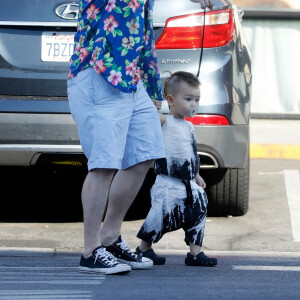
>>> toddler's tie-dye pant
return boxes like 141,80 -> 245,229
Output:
137,174 -> 208,246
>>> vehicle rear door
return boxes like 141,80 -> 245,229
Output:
0,0 -> 77,99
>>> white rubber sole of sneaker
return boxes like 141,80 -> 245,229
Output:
118,257 -> 153,270
79,264 -> 131,275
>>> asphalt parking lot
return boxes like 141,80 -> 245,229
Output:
0,118 -> 299,255
0,119 -> 299,300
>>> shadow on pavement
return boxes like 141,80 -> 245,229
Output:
0,166 -> 154,223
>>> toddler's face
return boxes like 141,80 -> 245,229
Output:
168,81 -> 200,119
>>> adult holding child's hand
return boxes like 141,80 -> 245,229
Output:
191,0 -> 214,9
67,0 -> 215,277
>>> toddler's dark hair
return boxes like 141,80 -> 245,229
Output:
163,71 -> 201,98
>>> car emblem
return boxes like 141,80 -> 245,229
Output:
161,58 -> 190,64
55,3 -> 79,20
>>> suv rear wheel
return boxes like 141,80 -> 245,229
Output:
203,152 -> 249,217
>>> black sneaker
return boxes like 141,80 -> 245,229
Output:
185,251 -> 218,267
79,246 -> 131,275
105,236 -> 153,270
136,246 -> 166,265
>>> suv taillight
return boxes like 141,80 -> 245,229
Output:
155,9 -> 235,49
185,114 -> 229,126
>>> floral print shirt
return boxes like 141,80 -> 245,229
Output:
68,0 -> 163,100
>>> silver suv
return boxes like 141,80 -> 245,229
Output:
0,0 -> 251,216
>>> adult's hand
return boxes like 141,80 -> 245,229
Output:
152,99 -> 162,111
190,0 -> 214,9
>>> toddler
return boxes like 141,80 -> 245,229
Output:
136,71 -> 217,267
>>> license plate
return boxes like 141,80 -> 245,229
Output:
41,32 -> 75,62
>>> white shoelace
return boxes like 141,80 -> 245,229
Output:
116,238 -> 139,259
94,247 -> 117,267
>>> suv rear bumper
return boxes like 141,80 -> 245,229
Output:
0,112 -> 79,165
0,112 -> 249,168
195,124 -> 249,169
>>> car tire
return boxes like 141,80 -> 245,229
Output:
203,153 -> 249,217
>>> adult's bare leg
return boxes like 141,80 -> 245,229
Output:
81,168 -> 116,257
100,160 -> 153,246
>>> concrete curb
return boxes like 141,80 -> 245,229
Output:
0,247 -> 56,257
1,247 -> 300,258
157,249 -> 300,258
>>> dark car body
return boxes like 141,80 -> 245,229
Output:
0,0 -> 251,216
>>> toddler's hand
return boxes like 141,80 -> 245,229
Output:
152,99 -> 162,111
195,174 -> 206,189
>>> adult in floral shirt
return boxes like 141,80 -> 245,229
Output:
67,0 -> 214,275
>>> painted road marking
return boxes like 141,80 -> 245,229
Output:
0,267 -> 78,270
2,280 -> 102,285
250,144 -> 300,160
0,290 -> 93,300
0,267 -> 105,285
233,266 -> 300,271
284,170 -> 300,242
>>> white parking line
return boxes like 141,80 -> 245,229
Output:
233,266 -> 300,272
0,290 -> 93,300
284,170 -> 300,242
0,267 -> 78,270
2,280 -> 102,285
0,266 -> 105,285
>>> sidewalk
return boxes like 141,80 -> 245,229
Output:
250,119 -> 300,159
